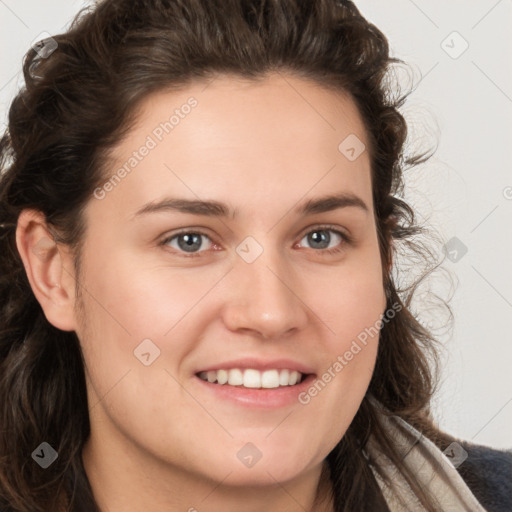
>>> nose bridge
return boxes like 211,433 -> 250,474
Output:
223,235 -> 307,338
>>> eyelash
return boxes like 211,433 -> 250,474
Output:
159,224 -> 353,259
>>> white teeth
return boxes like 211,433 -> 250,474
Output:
227,369 -> 243,386
289,370 -> 299,386
197,368 -> 305,388
217,369 -> 228,385
261,369 -> 280,388
243,369 -> 261,388
279,369 -> 289,386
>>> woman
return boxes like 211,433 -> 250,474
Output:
0,0 -> 510,511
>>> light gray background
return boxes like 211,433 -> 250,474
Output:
1,1 -> 511,448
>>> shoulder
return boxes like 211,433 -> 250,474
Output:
455,439 -> 512,512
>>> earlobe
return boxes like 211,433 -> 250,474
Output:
15,209 -> 77,332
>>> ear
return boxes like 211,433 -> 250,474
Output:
15,209 -> 78,331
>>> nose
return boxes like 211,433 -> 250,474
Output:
221,246 -> 309,340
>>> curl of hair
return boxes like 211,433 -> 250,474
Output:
0,1 -> 456,510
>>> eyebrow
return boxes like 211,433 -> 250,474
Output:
132,192 -> 369,220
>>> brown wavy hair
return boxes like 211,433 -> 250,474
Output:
0,0 -> 457,510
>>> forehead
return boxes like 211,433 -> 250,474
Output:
92,72 -> 373,222
133,72 -> 369,155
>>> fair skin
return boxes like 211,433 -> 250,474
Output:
16,73 -> 389,512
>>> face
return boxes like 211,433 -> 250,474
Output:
74,73 -> 387,487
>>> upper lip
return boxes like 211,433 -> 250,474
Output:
195,358 -> 315,375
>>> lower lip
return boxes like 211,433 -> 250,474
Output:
193,374 -> 316,409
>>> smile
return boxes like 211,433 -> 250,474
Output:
197,368 -> 304,388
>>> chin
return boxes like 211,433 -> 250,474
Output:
218,459 -> 313,487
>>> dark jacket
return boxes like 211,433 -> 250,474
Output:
455,439 -> 512,512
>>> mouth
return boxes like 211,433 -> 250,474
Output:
196,368 -> 309,389
193,358 -> 317,408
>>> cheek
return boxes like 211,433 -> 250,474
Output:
77,248 -> 220,343
302,255 -> 385,412
74,250 -> 228,416
311,254 -> 386,348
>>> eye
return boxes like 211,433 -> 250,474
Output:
297,225 -> 352,255
161,230 -> 214,257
